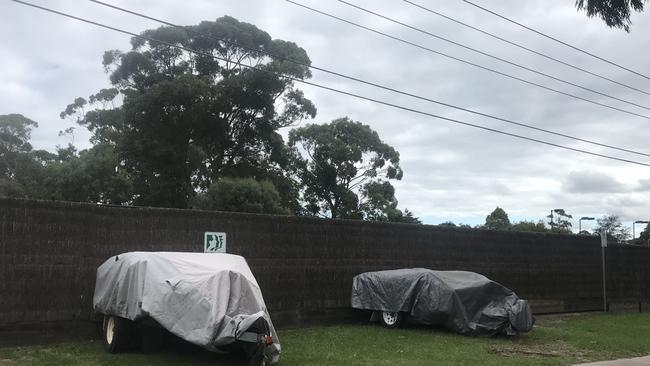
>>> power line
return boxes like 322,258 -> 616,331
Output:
286,0 -> 650,121
9,0 -> 650,168
88,0 -> 650,158
338,0 -> 650,113
403,0 -> 650,97
461,0 -> 650,81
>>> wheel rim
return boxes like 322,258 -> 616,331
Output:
382,311 -> 398,326
106,316 -> 115,344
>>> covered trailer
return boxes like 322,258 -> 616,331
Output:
93,252 -> 279,365
351,268 -> 534,336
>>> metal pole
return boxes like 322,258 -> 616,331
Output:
602,245 -> 607,312
633,221 -> 650,241
579,219 -> 582,233
600,230 -> 608,312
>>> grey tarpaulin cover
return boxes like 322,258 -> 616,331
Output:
93,252 -> 280,362
351,269 -> 534,336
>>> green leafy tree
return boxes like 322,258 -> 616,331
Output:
439,221 -> 474,228
220,154 -> 302,215
359,180 -> 420,224
0,114 -> 38,179
37,144 -> 133,204
0,113 -> 132,203
594,215 -> 631,243
397,209 -> 422,224
547,209 -> 573,234
0,177 -> 26,198
484,207 -> 511,230
288,117 -> 404,219
62,16 -> 316,208
193,177 -> 290,214
511,220 -> 549,233
0,114 -> 55,198
576,0 -> 645,32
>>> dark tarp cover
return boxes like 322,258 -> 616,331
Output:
351,268 -> 534,336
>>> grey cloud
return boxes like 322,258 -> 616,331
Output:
487,181 -> 511,196
601,195 -> 648,222
563,171 -> 627,193
605,196 -> 645,208
637,179 -> 650,191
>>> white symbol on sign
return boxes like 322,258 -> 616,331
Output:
208,235 -> 217,250
204,232 -> 226,253
208,235 -> 222,251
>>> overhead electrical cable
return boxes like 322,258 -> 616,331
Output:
285,0 -> 650,121
460,0 -> 650,81
88,0 -> 650,158
9,0 -> 650,168
337,0 -> 650,112
403,0 -> 650,97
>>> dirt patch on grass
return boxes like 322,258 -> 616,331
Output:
489,341 -> 593,363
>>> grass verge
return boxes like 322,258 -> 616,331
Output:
1,313 -> 650,365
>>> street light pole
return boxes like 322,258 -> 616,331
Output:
600,230 -> 608,312
549,209 -> 562,231
633,220 -> 649,239
579,217 -> 595,234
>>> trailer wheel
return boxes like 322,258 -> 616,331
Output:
104,315 -> 132,353
244,317 -> 271,366
247,343 -> 266,366
141,325 -> 164,353
379,311 -> 403,328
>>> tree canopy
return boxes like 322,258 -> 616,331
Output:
594,214 -> 631,243
193,177 -> 290,215
438,221 -> 472,228
0,116 -> 133,204
0,114 -> 56,199
61,16 -> 316,208
576,0 -> 646,31
0,114 -> 38,180
359,181 -> 421,224
484,207 -> 511,230
547,209 -> 573,234
511,220 -> 549,233
288,117 -> 415,222
38,144 -> 133,204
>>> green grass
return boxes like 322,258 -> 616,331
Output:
2,313 -> 650,365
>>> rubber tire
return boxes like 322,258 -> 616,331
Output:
247,342 -> 266,366
245,317 -> 271,366
379,311 -> 403,328
140,325 -> 164,353
104,315 -> 132,353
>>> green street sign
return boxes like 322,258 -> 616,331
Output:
204,232 -> 226,253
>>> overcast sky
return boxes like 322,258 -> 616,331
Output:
2,0 -> 649,233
